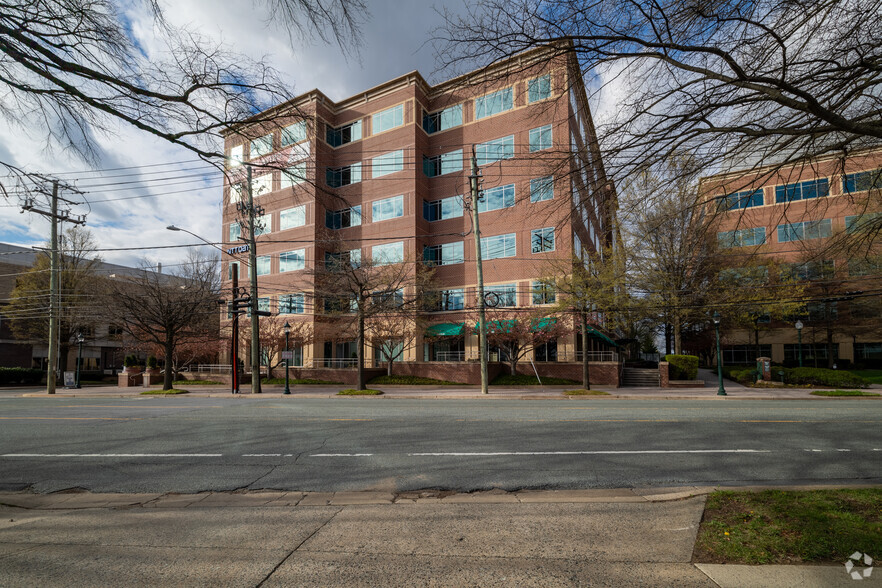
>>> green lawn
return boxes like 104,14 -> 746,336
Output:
564,389 -> 610,396
337,389 -> 383,395
694,489 -> 882,564
262,378 -> 342,385
491,374 -> 579,386
810,389 -> 880,397
140,389 -> 189,395
848,369 -> 882,385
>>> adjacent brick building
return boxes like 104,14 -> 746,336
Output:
701,147 -> 882,367
221,46 -> 618,374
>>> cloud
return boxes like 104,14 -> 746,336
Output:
0,0 -> 469,269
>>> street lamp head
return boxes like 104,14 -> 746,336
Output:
712,311 -> 721,325
166,225 -> 181,231
283,322 -> 290,334
76,332 -> 84,343
795,320 -> 803,331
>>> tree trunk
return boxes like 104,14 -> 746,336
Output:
357,305 -> 365,390
510,358 -> 517,376
387,358 -> 392,376
664,323 -> 672,355
163,339 -> 174,390
673,317 -> 682,355
581,309 -> 591,390
826,323 -> 835,369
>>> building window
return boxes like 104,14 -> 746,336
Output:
717,189 -> 763,211
280,205 -> 306,230
529,124 -> 552,152
324,295 -> 356,314
372,104 -> 403,134
325,205 -> 362,230
372,241 -> 404,265
228,145 -> 243,167
532,281 -> 555,305
432,289 -> 464,311
423,241 -> 464,266
253,213 -> 271,236
372,150 -> 404,178
326,162 -> 362,187
843,168 -> 882,193
781,260 -> 834,281
256,256 -> 271,276
280,164 -> 306,189
846,212 -> 882,234
775,178 -> 829,203
423,105 -> 462,133
784,343 -> 838,363
855,342 -> 882,361
531,227 -> 555,253
228,261 -> 247,279
777,219 -> 832,243
229,222 -> 241,242
475,87 -> 513,119
717,227 -> 766,248
229,183 -> 243,204
486,283 -> 517,307
476,135 -> 515,166
279,249 -> 305,272
530,176 -> 553,202
534,339 -> 557,362
279,293 -> 305,314
250,134 -> 273,159
326,120 -> 362,147
423,195 -> 463,221
325,249 -> 361,271
528,74 -> 551,103
848,256 -> 882,277
372,195 -> 404,222
252,173 -> 272,197
423,149 -> 463,177
281,121 -> 307,146
478,184 -> 515,213
481,233 -> 516,260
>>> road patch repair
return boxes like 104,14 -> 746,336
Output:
1,487 -> 879,587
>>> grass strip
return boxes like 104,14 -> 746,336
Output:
491,374 -> 579,386
337,389 -> 383,395
140,389 -> 189,395
564,389 -> 610,396
694,489 -> 882,565
263,378 -> 342,385
367,375 -> 462,385
810,389 -> 880,396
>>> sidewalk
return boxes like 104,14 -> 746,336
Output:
0,488 -> 868,587
9,381 -> 882,400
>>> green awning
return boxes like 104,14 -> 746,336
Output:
474,320 -> 516,334
531,317 -> 557,332
426,322 -> 465,337
585,325 -> 617,347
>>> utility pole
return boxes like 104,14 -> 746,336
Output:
21,179 -> 85,394
243,165 -> 265,393
230,264 -> 240,394
468,146 -> 489,395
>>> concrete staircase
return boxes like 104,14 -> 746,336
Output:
622,367 -> 661,387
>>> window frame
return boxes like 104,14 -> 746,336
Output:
372,104 -> 404,134
279,249 -> 306,273
371,194 -> 404,222
528,124 -> 552,152
475,87 -> 513,120
531,227 -> 555,253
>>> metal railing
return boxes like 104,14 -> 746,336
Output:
192,364 -> 232,374
572,351 -> 620,362
434,351 -> 466,362
315,358 -> 359,369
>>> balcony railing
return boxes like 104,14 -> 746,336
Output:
434,351 -> 466,362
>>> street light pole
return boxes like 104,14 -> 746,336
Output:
75,331 -> 84,389
283,322 -> 291,395
795,320 -> 803,368
713,311 -> 727,396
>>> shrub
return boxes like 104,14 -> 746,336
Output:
726,368 -> 756,384
0,367 -> 44,386
785,367 -> 869,388
123,354 -> 139,368
665,354 -> 699,380
146,356 -> 158,369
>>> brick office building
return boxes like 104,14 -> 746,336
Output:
701,147 -> 882,367
220,46 -> 618,378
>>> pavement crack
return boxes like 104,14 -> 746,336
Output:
255,507 -> 343,587
248,465 -> 282,489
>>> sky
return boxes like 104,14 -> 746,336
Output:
0,0 -> 476,270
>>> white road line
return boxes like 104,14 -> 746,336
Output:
407,450 -> 772,456
242,454 -> 282,457
1,453 -> 222,457
310,453 -> 373,457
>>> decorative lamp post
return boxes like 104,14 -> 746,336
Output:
712,311 -> 727,396
283,322 -> 291,395
795,320 -> 804,368
75,331 -> 84,389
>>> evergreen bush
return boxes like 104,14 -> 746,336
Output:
664,354 -> 699,379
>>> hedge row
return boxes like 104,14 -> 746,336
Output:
665,354 -> 699,380
0,367 -> 43,386
725,366 -> 870,388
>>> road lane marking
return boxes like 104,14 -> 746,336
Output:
1,453 -> 222,457
311,453 -> 373,457
0,417 -> 140,421
407,450 -> 772,456
242,454 -> 282,457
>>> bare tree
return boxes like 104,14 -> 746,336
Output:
0,0 -> 366,181
104,252 -> 221,390
366,313 -> 424,376
482,308 -> 566,377
438,0 -> 882,183
5,226 -> 100,372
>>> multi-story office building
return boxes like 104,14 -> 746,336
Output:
701,147 -> 882,367
221,46 -> 617,372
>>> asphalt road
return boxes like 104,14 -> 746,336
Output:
0,396 -> 880,493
